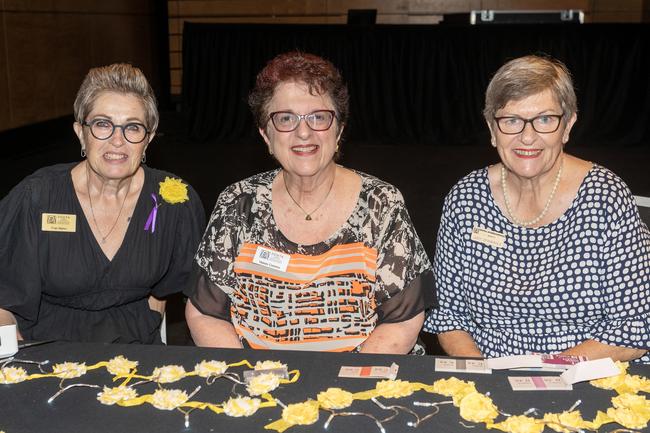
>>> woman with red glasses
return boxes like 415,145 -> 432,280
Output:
186,51 -> 434,354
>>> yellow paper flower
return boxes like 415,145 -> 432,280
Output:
159,177 -> 189,204
542,411 -> 589,433
152,365 -> 186,383
317,387 -> 354,409
586,410 -> 613,429
53,362 -> 87,379
590,361 -> 629,390
247,372 -> 280,396
106,356 -> 138,376
607,407 -> 649,430
487,415 -> 544,433
615,374 -> 650,395
194,360 -> 228,377
432,377 -> 477,406
254,360 -> 286,371
609,393 -> 650,428
375,379 -> 414,398
97,386 -> 138,405
459,392 -> 498,424
0,366 -> 28,384
282,400 -> 319,425
150,388 -> 189,410
223,396 -> 262,417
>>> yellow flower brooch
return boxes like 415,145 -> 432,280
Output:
145,177 -> 189,234
159,177 -> 189,204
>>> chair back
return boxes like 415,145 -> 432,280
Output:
634,195 -> 650,229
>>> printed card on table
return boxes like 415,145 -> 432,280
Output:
508,376 -> 573,391
435,358 -> 492,374
338,363 -> 399,380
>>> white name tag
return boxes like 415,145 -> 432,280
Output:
471,226 -> 505,248
252,246 -> 290,272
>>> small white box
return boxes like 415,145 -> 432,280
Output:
0,324 -> 18,358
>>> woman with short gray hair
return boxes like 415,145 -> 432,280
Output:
425,55 -> 649,362
0,63 -> 205,343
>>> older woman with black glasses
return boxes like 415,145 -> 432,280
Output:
0,63 -> 205,343
185,51 -> 435,354
425,55 -> 650,362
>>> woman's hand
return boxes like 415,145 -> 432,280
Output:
561,339 -> 646,362
0,308 -> 23,340
359,312 -> 424,354
147,296 -> 166,315
185,300 -> 243,348
437,330 -> 483,357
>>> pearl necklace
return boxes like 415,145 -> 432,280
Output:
501,157 -> 563,227
283,169 -> 335,221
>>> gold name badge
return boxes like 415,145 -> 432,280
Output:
471,226 -> 505,248
41,213 -> 77,232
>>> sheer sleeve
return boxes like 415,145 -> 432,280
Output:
151,184 -> 206,298
372,188 -> 435,324
424,191 -> 478,335
0,177 -> 43,329
184,185 -> 248,321
588,183 -> 650,351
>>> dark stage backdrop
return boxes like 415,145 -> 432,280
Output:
182,23 -> 650,147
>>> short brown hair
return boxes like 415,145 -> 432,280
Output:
484,55 -> 577,123
74,63 -> 159,133
248,51 -> 349,132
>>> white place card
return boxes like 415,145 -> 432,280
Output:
560,358 -> 620,385
508,376 -> 573,391
338,362 -> 399,380
435,358 -> 492,374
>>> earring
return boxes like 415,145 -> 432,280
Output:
141,153 -> 146,163
81,148 -> 86,158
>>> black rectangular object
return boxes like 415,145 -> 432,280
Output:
470,10 -> 583,24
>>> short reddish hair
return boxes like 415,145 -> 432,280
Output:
248,51 -> 349,131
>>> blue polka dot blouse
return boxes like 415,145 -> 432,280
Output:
424,165 -> 650,363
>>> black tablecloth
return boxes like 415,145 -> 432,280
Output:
0,342 -> 647,433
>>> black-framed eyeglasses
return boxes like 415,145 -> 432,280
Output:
269,110 -> 336,132
493,114 -> 564,135
82,119 -> 150,143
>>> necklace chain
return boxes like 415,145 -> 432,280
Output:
283,169 -> 335,221
86,162 -> 132,243
501,157 -> 563,227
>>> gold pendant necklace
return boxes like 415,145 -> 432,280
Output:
86,163 -> 132,243
283,169 -> 336,221
501,157 -> 563,227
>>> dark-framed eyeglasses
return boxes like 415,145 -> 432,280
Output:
493,114 -> 564,135
82,119 -> 150,143
269,110 -> 337,132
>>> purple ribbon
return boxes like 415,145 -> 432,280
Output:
144,193 -> 159,234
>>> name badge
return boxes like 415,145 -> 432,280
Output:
471,226 -> 505,248
41,213 -> 77,232
252,246 -> 290,272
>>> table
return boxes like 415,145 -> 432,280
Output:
0,342 -> 647,433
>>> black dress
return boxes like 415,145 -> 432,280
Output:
0,163 -> 205,343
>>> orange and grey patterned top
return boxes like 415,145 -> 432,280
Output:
189,169 -> 434,352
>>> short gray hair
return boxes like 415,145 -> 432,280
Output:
73,63 -> 158,133
484,55 -> 577,123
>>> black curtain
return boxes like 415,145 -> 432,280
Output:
182,23 -> 650,147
